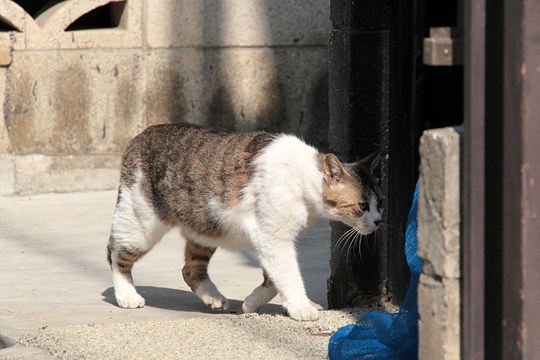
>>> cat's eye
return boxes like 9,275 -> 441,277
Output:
359,202 -> 369,212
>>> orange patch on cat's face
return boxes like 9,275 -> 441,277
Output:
322,172 -> 365,218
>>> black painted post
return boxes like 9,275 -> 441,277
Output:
327,0 -> 392,308
327,0 -> 436,308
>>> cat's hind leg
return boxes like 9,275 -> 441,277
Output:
107,236 -> 146,308
242,270 -> 278,313
107,185 -> 169,309
182,239 -> 229,310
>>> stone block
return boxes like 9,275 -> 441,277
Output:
418,126 -> 462,360
418,274 -> 460,360
145,0 -> 330,48
0,0 -> 142,50
13,154 -> 120,194
3,49 -> 144,155
418,127 -> 461,279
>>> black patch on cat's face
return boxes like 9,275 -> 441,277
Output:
348,163 -> 383,209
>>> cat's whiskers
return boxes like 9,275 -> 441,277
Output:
351,231 -> 364,263
336,226 -> 366,267
346,233 -> 357,268
335,228 -> 357,250
336,228 -> 358,264
336,227 -> 359,267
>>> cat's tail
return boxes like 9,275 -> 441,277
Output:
107,186 -> 123,268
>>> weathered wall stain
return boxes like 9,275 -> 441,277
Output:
254,79 -> 288,134
114,56 -> 143,151
51,65 -> 92,154
208,86 -> 236,131
207,77 -> 288,135
6,70 -> 37,154
114,77 -> 137,149
146,70 -> 187,127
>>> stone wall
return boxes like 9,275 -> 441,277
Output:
418,127 -> 462,360
0,0 -> 330,195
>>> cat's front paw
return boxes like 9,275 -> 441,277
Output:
195,280 -> 230,311
285,302 -> 320,321
116,292 -> 145,309
201,293 -> 230,310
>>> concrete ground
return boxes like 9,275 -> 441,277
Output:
0,191 -> 355,359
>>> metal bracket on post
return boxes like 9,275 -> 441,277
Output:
423,27 -> 463,66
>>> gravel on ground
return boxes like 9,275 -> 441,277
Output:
19,309 -> 373,360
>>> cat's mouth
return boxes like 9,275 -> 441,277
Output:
359,221 -> 384,235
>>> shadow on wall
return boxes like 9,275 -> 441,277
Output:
203,0 -> 287,134
152,1 -> 329,149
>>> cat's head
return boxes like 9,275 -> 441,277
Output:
322,152 -> 383,235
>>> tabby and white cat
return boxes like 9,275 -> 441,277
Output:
107,124 -> 383,321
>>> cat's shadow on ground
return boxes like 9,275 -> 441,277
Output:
101,286 -> 284,315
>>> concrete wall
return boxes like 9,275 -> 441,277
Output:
0,0 -> 330,195
418,127 -> 462,360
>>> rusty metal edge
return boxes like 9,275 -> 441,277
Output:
463,0 -> 486,358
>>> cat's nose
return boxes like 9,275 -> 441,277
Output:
374,219 -> 382,226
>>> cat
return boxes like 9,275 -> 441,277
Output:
107,123 -> 383,321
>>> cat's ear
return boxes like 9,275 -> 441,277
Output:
354,151 -> 381,175
323,154 -> 346,185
